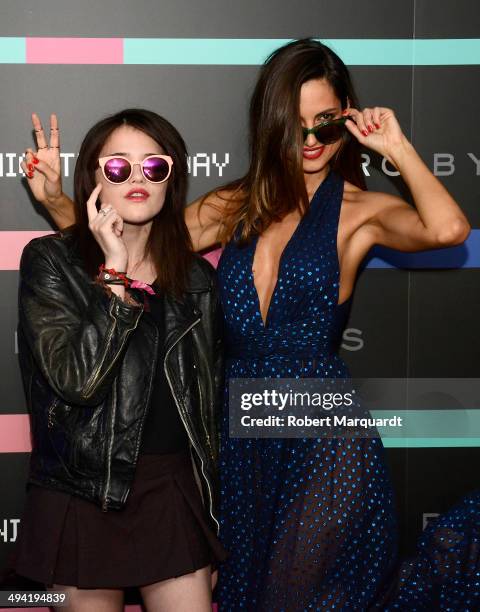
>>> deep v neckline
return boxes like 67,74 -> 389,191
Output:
251,172 -> 332,329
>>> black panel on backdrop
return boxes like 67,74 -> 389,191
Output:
0,1 -> 414,38
410,270 -> 480,377
415,0 -> 480,38
0,455 -> 30,574
339,269 -> 410,378
412,67 -> 480,226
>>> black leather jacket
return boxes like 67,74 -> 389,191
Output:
17,231 -> 224,532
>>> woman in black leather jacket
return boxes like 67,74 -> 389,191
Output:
14,108 -> 226,611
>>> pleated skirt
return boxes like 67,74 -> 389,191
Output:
14,451 -> 227,589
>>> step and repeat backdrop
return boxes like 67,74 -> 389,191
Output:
0,0 -> 479,593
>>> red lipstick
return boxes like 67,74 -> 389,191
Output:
303,146 -> 325,161
125,188 -> 150,201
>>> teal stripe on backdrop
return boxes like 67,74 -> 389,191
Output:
371,409 -> 480,447
125,37 -> 284,65
371,409 -> 480,438
0,37 -> 25,63
124,38 -> 480,66
383,438 -> 480,448
413,38 -> 480,65
0,38 -> 479,65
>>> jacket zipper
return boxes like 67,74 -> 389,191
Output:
47,398 -> 59,428
196,371 -> 214,461
164,317 -> 220,533
102,384 -> 117,511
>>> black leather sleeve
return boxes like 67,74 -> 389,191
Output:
18,238 -> 144,407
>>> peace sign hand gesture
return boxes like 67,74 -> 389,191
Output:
21,113 -> 63,206
344,106 -> 409,165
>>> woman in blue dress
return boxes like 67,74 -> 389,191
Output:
24,39 -> 477,610
203,40 -> 471,610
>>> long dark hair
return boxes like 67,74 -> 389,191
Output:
73,108 -> 192,297
209,38 -> 366,245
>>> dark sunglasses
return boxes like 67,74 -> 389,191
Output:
302,117 -> 348,145
97,154 -> 173,184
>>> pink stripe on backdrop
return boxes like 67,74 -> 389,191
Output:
1,233 -> 222,271
0,231 -> 53,270
0,415 -> 31,453
26,38 -> 123,64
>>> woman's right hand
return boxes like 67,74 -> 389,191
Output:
21,113 -> 63,206
86,184 -> 128,271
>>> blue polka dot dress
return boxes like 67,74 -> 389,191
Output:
216,171 -> 399,609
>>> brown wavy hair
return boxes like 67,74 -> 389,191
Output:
72,108 -> 192,297
205,38 -> 366,246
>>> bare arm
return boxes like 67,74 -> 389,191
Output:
346,107 -> 470,250
185,191 -> 230,252
43,192 -> 76,230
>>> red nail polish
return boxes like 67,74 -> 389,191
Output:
27,173 -> 34,178
28,164 -> 34,172
362,130 -> 368,137
368,125 -> 373,133
33,157 -> 39,164
375,123 -> 380,129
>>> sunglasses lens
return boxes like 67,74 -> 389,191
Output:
143,157 -> 170,182
303,120 -> 346,145
313,124 -> 344,144
103,158 -> 131,183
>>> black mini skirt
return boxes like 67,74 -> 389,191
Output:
14,451 -> 227,589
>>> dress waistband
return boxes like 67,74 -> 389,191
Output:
227,319 -> 336,359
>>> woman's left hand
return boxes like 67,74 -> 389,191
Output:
344,106 -> 409,164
